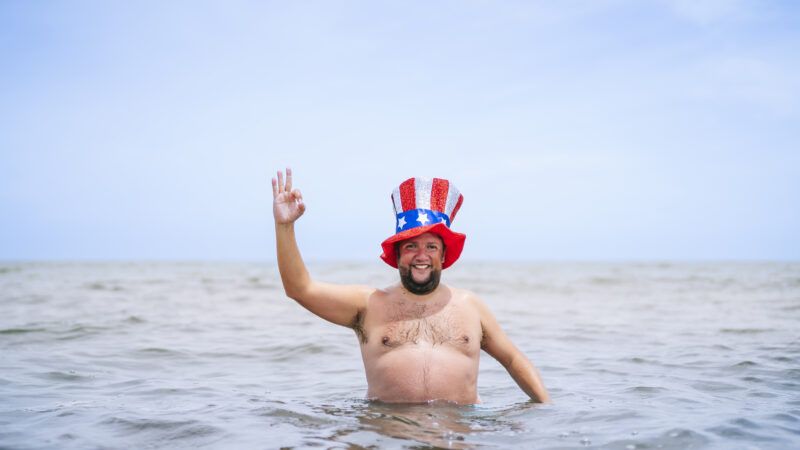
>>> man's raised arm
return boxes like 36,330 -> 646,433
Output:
472,295 -> 551,403
272,168 -> 369,327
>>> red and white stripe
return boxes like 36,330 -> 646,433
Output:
391,177 -> 463,223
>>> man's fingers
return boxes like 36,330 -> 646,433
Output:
295,191 -> 306,214
277,170 -> 284,193
271,177 -> 278,198
285,167 -> 293,192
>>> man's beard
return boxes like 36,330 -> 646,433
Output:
399,265 -> 441,295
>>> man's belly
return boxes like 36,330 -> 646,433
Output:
363,344 -> 479,404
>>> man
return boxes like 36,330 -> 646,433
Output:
272,168 -> 549,404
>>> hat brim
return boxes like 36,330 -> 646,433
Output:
380,222 -> 466,269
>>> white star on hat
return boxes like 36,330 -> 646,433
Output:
398,216 -> 407,229
417,212 -> 429,225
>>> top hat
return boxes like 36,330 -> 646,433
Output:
380,177 -> 466,269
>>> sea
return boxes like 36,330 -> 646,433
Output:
1,261 -> 798,449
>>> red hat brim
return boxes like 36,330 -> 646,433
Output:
380,222 -> 466,269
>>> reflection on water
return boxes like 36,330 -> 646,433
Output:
309,399 -> 542,449
1,262 -> 799,449
355,402 -> 474,448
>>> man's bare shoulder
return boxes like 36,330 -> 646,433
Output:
445,285 -> 482,303
446,286 -> 496,318
363,285 -> 399,308
373,284 -> 399,298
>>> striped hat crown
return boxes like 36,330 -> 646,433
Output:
391,177 -> 464,233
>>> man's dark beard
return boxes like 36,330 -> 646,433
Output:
399,265 -> 441,295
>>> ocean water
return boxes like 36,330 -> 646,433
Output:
0,261 -> 798,449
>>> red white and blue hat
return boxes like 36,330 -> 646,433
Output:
380,177 -> 466,269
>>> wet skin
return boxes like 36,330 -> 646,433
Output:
358,283 -> 484,404
356,233 -> 483,403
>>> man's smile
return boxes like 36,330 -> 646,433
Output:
411,263 -> 433,278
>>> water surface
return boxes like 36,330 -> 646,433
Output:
1,262 -> 798,449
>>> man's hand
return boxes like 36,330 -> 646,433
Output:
272,168 -> 305,224
272,166 -> 369,327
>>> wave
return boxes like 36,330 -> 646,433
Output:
0,327 -> 48,335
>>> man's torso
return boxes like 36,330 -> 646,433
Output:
356,284 -> 483,404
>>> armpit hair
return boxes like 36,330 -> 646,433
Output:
351,309 -> 367,344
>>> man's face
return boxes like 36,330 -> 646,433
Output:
397,232 -> 445,295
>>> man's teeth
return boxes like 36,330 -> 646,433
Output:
413,264 -> 430,269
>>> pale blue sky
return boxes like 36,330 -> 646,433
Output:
1,1 -> 798,262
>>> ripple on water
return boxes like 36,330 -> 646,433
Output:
33,370 -> 93,382
781,368 -> 800,378
254,405 -> 336,430
728,360 -> 759,369
719,327 -> 773,334
690,379 -> 742,393
747,391 -> 779,399
623,386 -> 667,398
709,344 -> 734,351
55,324 -> 111,341
770,413 -> 799,423
571,408 -> 646,424
779,425 -> 800,437
123,315 -> 146,324
253,342 -> 335,361
622,356 -> 660,365
134,347 -> 191,360
740,376 -> 763,383
84,282 -> 124,291
707,418 -> 777,443
0,327 -> 48,335
133,385 -> 218,398
0,265 -> 23,275
645,428 -> 710,449
100,416 -> 223,441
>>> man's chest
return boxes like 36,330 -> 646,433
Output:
365,302 -> 482,350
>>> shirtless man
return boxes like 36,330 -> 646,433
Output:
272,168 -> 549,404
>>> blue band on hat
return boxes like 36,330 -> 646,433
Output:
396,209 -> 451,233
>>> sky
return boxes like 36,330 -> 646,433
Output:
1,0 -> 798,262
